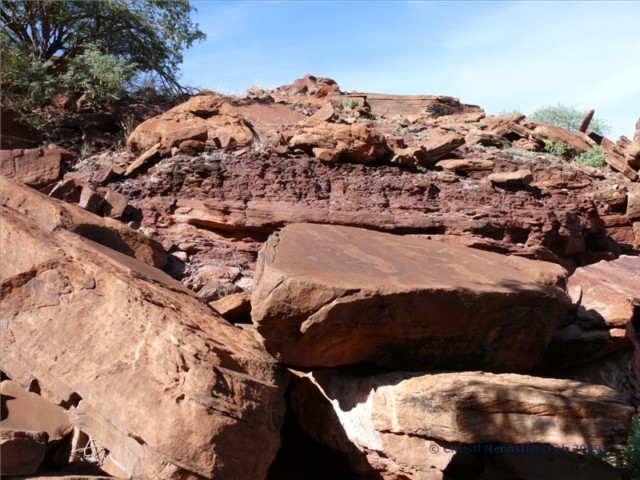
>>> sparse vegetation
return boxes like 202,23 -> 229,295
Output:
503,147 -> 537,158
529,103 -> 610,136
574,147 -> 608,167
342,99 -> 359,110
544,141 -> 573,158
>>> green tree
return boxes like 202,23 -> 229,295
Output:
1,0 -> 205,111
528,103 -> 611,136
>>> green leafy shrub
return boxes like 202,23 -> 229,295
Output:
544,141 -> 573,158
574,147 -> 607,167
0,0 -> 205,119
529,103 -> 610,136
342,99 -> 359,110
618,415 -> 640,480
62,45 -> 139,108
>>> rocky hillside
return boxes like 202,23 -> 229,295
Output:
1,75 -> 639,479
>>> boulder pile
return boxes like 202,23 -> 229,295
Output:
1,75 -> 639,479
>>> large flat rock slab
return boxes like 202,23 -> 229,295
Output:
252,223 -> 571,370
0,201 -> 287,479
290,369 -> 633,480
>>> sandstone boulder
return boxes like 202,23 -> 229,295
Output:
627,191 -> 640,221
356,94 -> 480,118
0,147 -> 62,188
290,369 -> 633,480
600,137 -> 640,181
0,200 -> 287,479
1,380 -> 73,446
310,102 -> 336,122
417,128 -> 465,164
568,255 -> 640,328
488,169 -> 533,188
0,429 -> 48,476
287,74 -> 340,97
127,94 -> 254,153
389,145 -> 430,167
532,124 -> 592,154
289,120 -> 391,163
252,223 -> 571,371
0,177 -> 167,268
436,158 -> 495,172
210,292 -> 252,324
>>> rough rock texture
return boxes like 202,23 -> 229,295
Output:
290,369 -> 633,480
210,292 -> 252,324
531,123 -> 592,154
436,158 -> 495,171
0,196 -> 287,479
0,147 -> 62,188
349,93 -> 481,118
0,429 -> 48,476
289,120 -> 391,163
417,129 -> 465,164
127,94 -> 255,153
115,146 -> 636,295
541,256 -> 639,394
1,380 -> 73,445
488,169 -> 533,187
568,255 -> 640,328
0,177 -> 167,269
252,223 -> 571,370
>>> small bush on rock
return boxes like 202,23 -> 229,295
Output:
544,141 -> 573,159
574,147 -> 607,167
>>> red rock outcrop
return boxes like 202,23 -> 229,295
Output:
252,223 -> 570,371
542,256 -> 640,402
0,190 -> 287,479
1,177 -> 167,269
0,146 -> 63,188
290,369 -> 633,479
347,93 -> 482,118
568,255 -> 640,328
289,119 -> 391,163
127,94 -> 255,154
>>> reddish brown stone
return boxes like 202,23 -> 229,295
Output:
0,380 -> 73,445
289,120 -> 391,164
79,185 -> 105,213
417,128 -> 465,164
102,189 -> 129,218
488,169 -> 533,187
568,255 -> 640,328
48,178 -> 81,203
252,223 -> 570,371
0,429 -> 48,476
1,177 -> 167,268
0,147 -> 61,188
0,198 -> 287,479
290,369 -> 633,479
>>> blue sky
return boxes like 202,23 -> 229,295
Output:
181,1 -> 640,139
